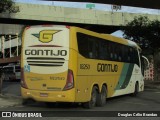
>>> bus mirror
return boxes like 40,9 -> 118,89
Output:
142,56 -> 149,69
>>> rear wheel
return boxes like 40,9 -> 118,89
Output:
83,86 -> 97,109
96,85 -> 107,107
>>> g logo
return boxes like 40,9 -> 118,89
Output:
32,30 -> 60,43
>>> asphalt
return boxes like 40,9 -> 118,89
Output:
0,94 -> 21,108
0,81 -> 22,108
144,80 -> 160,90
0,80 -> 160,108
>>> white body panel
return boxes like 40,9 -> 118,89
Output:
23,25 -> 69,74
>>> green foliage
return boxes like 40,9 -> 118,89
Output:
148,20 -> 160,49
122,16 -> 160,53
0,0 -> 19,13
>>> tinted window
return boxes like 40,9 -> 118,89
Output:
15,66 -> 20,72
77,32 -> 140,66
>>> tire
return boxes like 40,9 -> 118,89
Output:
132,82 -> 139,96
83,86 -> 97,109
96,85 -> 107,107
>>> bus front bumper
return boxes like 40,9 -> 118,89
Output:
21,87 -> 75,102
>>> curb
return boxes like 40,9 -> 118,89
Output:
144,85 -> 160,90
144,80 -> 160,90
0,94 -> 22,99
0,102 -> 21,108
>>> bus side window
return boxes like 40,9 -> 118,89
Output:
88,36 -> 100,59
95,41 -> 99,59
77,33 -> 89,58
88,39 -> 93,58
88,36 -> 98,59
99,41 -> 108,60
121,45 -> 125,62
117,44 -> 122,62
135,49 -> 140,66
99,41 -> 104,59
130,47 -> 135,63
110,43 -> 114,60
107,43 -> 111,60
123,46 -> 128,62
114,44 -> 119,61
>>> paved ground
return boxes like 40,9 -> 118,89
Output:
0,81 -> 159,119
0,80 -> 160,109
0,88 -> 160,120
1,81 -> 21,96
0,81 -> 21,108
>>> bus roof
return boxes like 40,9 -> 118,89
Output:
100,33 -> 140,47
24,25 -> 141,50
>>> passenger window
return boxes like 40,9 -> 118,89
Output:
77,32 -> 139,65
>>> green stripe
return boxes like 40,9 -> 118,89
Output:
116,63 -> 134,90
121,64 -> 134,89
115,63 -> 129,90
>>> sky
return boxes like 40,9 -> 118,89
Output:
14,0 -> 160,38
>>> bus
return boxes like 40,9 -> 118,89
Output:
21,25 -> 145,108
3,64 -> 21,81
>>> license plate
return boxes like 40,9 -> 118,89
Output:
40,93 -> 48,97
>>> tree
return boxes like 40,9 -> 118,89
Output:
148,19 -> 160,50
122,16 -> 160,53
122,16 -> 160,81
0,0 -> 19,13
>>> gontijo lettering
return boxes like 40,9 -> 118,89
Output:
25,49 -> 67,56
97,63 -> 118,72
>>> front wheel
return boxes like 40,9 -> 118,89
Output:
83,86 -> 97,109
132,82 -> 139,96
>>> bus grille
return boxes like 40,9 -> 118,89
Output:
26,57 -> 65,67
